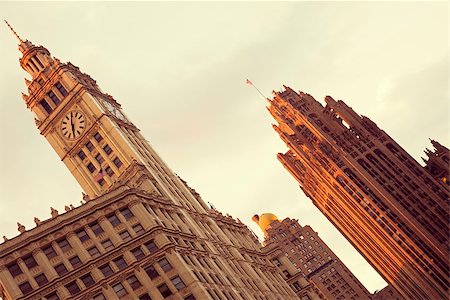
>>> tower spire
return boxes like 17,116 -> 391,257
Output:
4,20 -> 23,43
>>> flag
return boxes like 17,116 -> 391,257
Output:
246,78 -> 253,85
94,168 -> 105,181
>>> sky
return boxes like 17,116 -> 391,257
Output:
0,1 -> 448,294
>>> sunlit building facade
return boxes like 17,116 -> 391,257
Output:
253,213 -> 371,300
267,86 -> 449,300
0,25 -> 300,300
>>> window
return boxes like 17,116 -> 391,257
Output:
87,162 -> 96,173
100,264 -> 114,277
94,132 -> 103,142
90,222 -> 104,235
145,265 -> 159,279
112,283 -> 127,297
113,157 -> 123,168
127,275 -> 142,289
105,166 -> 114,176
184,295 -> 196,300
133,224 -> 144,236
108,214 -> 121,227
54,263 -> 68,276
120,207 -> 134,220
35,273 -> 48,286
139,294 -> 152,300
171,276 -> 186,290
55,82 -> 68,97
120,230 -> 132,241
88,246 -> 100,258
93,293 -> 106,300
132,247 -> 145,261
19,281 -> 33,295
45,292 -> 60,300
76,229 -> 90,242
65,281 -> 81,295
7,262 -> 22,277
145,240 -> 158,252
103,144 -> 112,155
57,238 -> 71,252
95,153 -> 104,164
69,256 -> 82,268
86,141 -> 94,152
158,258 -> 172,272
158,283 -> 172,297
81,273 -> 95,288
98,178 -> 105,186
47,90 -> 61,105
23,255 -> 38,269
101,239 -> 114,251
114,256 -> 128,270
77,150 -> 86,160
40,99 -> 53,114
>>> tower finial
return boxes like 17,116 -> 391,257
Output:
4,20 -> 24,43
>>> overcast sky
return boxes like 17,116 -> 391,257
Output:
0,2 -> 448,294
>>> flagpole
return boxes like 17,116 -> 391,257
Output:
246,79 -> 267,100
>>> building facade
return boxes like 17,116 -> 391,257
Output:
252,213 -> 371,300
0,24 -> 300,300
266,86 -> 449,300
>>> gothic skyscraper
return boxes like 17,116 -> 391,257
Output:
266,86 -> 449,300
0,23 -> 300,300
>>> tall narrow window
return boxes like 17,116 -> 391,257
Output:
103,144 -> 113,155
23,255 -> 38,269
65,281 -> 81,295
158,283 -> 172,297
40,99 -> 53,114
89,222 -> 104,235
55,82 -> 68,97
94,132 -> 103,142
158,258 -> 172,272
87,162 -> 96,173
57,238 -> 71,252
108,214 -> 121,227
113,157 -> 123,168
86,141 -> 95,152
120,207 -> 134,220
33,55 -> 45,69
112,283 -> 127,297
47,90 -> 60,105
43,245 -> 57,259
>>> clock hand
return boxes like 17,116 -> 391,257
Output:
71,116 -> 75,136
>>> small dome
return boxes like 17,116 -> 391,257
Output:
257,213 -> 279,233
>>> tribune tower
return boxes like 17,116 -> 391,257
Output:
0,23 -> 301,300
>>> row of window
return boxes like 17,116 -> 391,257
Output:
39,81 -> 68,115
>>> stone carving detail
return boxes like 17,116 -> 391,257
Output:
17,222 -> 26,233
34,217 -> 42,226
50,207 -> 59,218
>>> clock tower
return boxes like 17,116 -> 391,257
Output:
10,21 -> 208,212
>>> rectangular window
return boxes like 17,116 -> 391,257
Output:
103,144 -> 112,155
133,224 -> 144,236
101,239 -> 114,251
45,292 -> 60,300
139,294 -> 152,300
113,157 -> 123,168
132,247 -> 145,261
171,276 -> 186,290
47,90 -> 61,105
86,141 -> 95,152
19,281 -> 33,295
184,295 -> 196,300
98,178 -> 106,186
95,153 -> 104,164
54,263 -> 68,276
93,293 -> 106,300
127,275 -> 142,289
158,283 -> 172,297
35,273 -> 48,287
113,256 -> 128,270
120,230 -> 132,242
69,256 -> 82,269
105,166 -> 114,177
87,162 -> 96,173
77,150 -> 86,160
55,82 -> 68,97
94,132 -> 103,142
120,207 -> 134,220
100,263 -> 114,277
113,283 -> 128,297
76,229 -> 90,242
23,255 -> 38,269
90,222 -> 104,235
145,240 -> 158,253
81,273 -> 95,288
88,246 -> 100,258
158,258 -> 172,272
65,281 -> 81,295
108,214 -> 121,227
145,265 -> 159,279
7,262 -> 22,277
57,238 -> 71,252
33,55 -> 44,69
40,99 -> 53,114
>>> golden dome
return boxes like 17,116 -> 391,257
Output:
252,213 -> 279,234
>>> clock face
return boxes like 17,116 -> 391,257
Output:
100,98 -> 126,122
61,111 -> 85,140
